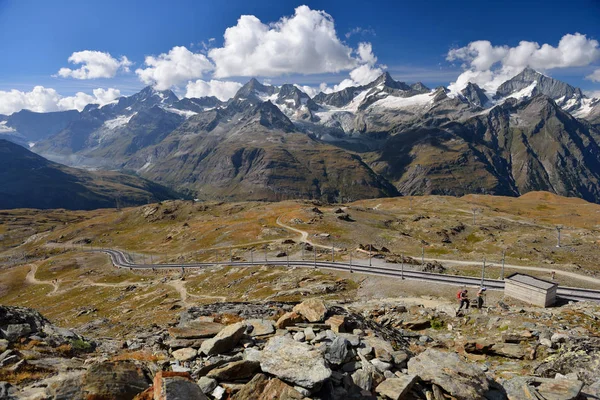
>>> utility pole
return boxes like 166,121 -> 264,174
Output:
501,250 -> 505,280
229,247 -> 232,263
250,250 -> 253,264
350,250 -> 353,273
471,207 -> 482,225
401,253 -> 404,280
301,245 -> 304,260
331,244 -> 335,262
481,257 -> 486,287
265,248 -> 268,262
314,246 -> 317,268
287,248 -> 290,268
556,225 -> 562,248
421,247 -> 424,264
369,244 -> 372,267
215,249 -> 218,263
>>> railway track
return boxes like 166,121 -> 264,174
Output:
96,249 -> 600,303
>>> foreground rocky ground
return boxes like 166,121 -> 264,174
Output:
0,296 -> 599,400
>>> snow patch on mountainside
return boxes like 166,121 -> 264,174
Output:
164,107 -> 197,118
256,91 -> 278,102
344,89 -> 372,112
573,97 -> 600,118
507,82 -> 537,100
104,114 -> 135,129
370,92 -> 434,109
0,121 -> 17,135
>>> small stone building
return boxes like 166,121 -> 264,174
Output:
504,273 -> 558,307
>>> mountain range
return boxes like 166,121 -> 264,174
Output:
3,67 -> 600,206
0,139 -> 177,210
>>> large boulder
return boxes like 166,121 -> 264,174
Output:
200,322 -> 246,356
260,336 -> 332,389
232,374 -> 303,400
275,312 -> 304,329
260,378 -> 304,400
232,373 -> 268,400
168,323 -> 224,339
324,336 -> 349,365
153,371 -> 208,400
245,319 -> 275,337
375,376 -> 417,400
207,360 -> 260,381
172,348 -> 197,362
407,349 -> 489,400
503,377 -> 583,400
293,299 -> 327,323
0,306 -> 48,341
82,360 -> 151,400
362,336 -> 394,362
43,371 -> 87,399
490,343 -> 527,359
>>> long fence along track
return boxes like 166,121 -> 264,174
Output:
96,249 -> 600,303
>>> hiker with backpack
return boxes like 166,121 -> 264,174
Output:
457,289 -> 469,311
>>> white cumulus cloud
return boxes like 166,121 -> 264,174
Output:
357,42 -> 377,66
587,68 -> 600,82
447,33 -> 600,93
57,50 -> 132,79
208,5 -> 357,78
57,88 -> 121,111
0,86 -> 121,115
135,46 -> 214,90
185,79 -> 242,101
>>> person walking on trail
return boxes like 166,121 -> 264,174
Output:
457,289 -> 469,311
476,287 -> 487,309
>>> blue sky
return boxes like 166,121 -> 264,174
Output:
0,0 -> 599,113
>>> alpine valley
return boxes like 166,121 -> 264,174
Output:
4,67 -> 600,207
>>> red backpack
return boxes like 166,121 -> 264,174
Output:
456,290 -> 462,300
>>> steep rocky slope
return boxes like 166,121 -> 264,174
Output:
0,139 -> 177,210
125,100 -> 398,202
367,95 -> 600,201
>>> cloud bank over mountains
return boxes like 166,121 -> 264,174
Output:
0,87 -> 120,115
2,6 -> 599,115
447,33 -> 600,93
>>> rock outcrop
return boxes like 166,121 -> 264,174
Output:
3,295 -> 600,400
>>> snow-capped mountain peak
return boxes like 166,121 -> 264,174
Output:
494,67 -> 584,112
